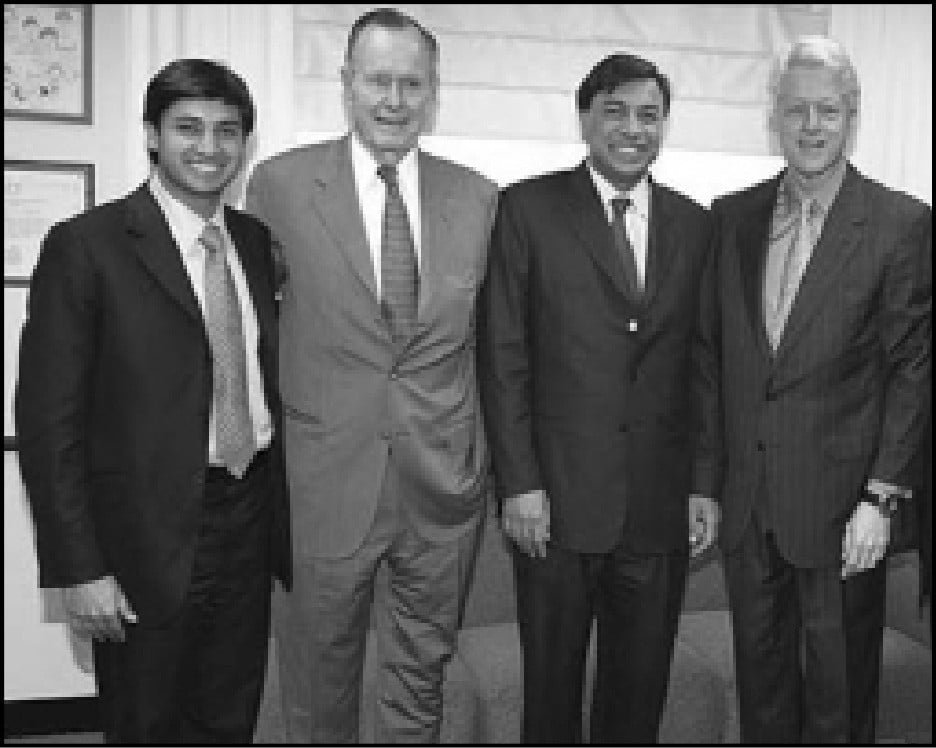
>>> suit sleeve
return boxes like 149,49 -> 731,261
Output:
478,189 -> 543,500
692,201 -> 725,500
870,206 -> 932,488
14,221 -> 107,588
245,163 -> 288,294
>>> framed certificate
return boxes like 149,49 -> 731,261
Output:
4,4 -> 92,123
4,160 -> 94,285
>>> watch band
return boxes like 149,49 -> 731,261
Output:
863,487 -> 899,517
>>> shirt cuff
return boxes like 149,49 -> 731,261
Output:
865,479 -> 912,501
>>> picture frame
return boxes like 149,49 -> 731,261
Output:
4,160 -> 94,286
4,4 -> 92,123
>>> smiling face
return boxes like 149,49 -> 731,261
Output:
579,78 -> 667,191
342,23 -> 438,166
771,64 -> 855,180
145,97 -> 246,219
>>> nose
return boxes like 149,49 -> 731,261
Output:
802,104 -> 821,131
196,128 -> 219,154
619,109 -> 644,135
386,80 -> 405,108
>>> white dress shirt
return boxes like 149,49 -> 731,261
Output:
586,164 -> 651,287
349,132 -> 422,297
148,172 -> 273,462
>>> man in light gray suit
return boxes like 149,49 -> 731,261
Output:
246,7 -> 497,743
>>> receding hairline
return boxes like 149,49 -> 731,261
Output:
344,13 -> 438,70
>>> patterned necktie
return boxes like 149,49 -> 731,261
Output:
610,196 -> 644,302
767,197 -> 821,350
201,223 -> 255,478
377,164 -> 419,343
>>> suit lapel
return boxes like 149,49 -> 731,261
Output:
417,151 -> 454,323
562,163 -> 631,297
644,181 -> 677,309
309,136 -> 378,298
225,206 -> 274,347
738,177 -> 780,360
124,185 -> 202,323
773,165 -> 866,362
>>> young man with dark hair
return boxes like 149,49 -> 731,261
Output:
15,58 -> 290,743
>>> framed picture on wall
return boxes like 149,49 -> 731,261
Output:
4,4 -> 92,123
4,160 -> 94,285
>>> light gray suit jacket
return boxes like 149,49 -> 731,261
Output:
246,136 -> 498,559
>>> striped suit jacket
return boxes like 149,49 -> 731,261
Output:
694,164 -> 931,567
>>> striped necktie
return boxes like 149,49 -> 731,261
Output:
378,164 -> 419,344
201,223 -> 255,478
610,196 -> 644,302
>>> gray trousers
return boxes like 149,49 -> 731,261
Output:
273,460 -> 482,743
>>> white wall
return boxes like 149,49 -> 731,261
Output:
4,4 -> 129,700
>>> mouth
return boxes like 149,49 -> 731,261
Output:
186,162 -> 227,176
609,143 -> 646,159
374,115 -> 409,128
798,139 -> 828,153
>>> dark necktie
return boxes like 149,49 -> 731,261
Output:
201,223 -> 255,478
610,196 -> 644,302
377,164 -> 419,343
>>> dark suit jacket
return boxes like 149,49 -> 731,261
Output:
15,185 -> 291,625
480,163 -> 712,554
696,164 -> 932,567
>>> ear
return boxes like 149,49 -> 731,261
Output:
144,121 -> 159,155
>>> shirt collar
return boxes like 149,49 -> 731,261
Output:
350,131 -> 418,190
781,159 -> 846,217
147,170 -> 226,257
586,163 -> 650,219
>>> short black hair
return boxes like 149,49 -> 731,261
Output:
344,7 -> 438,68
576,53 -> 671,115
143,58 -> 255,163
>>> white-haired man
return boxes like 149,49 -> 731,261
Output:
695,36 -> 931,742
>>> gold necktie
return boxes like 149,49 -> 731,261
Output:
201,223 -> 255,478
767,198 -> 820,350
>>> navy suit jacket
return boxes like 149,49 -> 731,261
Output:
480,163 -> 712,554
15,184 -> 291,623
696,164 -> 931,567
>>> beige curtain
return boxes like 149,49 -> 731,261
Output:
829,4 -> 932,203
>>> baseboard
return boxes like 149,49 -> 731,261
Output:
4,697 -> 100,738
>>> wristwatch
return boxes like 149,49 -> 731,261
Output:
862,486 -> 900,517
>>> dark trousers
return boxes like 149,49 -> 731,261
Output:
514,539 -> 688,744
92,452 -> 273,744
723,516 -> 886,743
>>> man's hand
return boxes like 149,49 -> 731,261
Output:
841,502 -> 890,578
502,489 -> 550,558
63,575 -> 137,642
689,494 -> 719,557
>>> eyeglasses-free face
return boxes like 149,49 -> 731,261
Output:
342,23 -> 438,166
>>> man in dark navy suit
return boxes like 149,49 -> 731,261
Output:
15,59 -> 290,743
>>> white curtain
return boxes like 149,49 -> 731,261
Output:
121,4 -> 296,199
121,4 -> 930,203
828,4 -> 932,204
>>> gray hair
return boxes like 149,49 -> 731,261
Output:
768,36 -> 860,114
